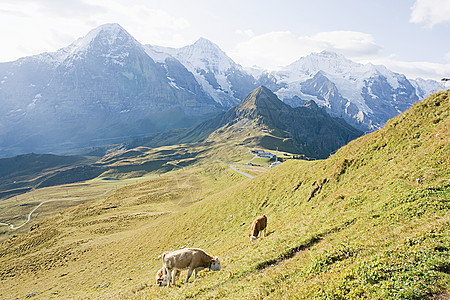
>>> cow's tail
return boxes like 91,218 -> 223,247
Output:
158,251 -> 169,260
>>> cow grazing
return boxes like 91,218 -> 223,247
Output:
249,215 -> 267,242
155,267 -> 165,286
161,248 -> 221,287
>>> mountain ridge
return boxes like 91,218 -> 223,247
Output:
123,86 -> 363,159
0,23 -> 441,158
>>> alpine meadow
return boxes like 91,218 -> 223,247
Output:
0,86 -> 449,298
0,11 -> 449,300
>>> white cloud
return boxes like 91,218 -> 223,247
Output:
0,0 -> 191,61
1,0 -> 106,18
313,31 -> 382,58
410,0 -> 450,28
228,31 -> 319,69
367,58 -> 450,81
445,52 -> 450,62
228,31 -> 320,69
236,29 -> 255,38
228,30 -> 382,69
78,1 -> 191,47
227,29 -> 448,80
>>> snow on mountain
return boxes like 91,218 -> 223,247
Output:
177,37 -> 236,73
147,38 -> 257,108
16,24 -> 140,68
277,52 -> 386,113
262,51 -> 441,131
410,78 -> 443,99
144,45 -> 173,64
97,31 -> 440,132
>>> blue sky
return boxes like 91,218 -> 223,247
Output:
0,0 -> 449,80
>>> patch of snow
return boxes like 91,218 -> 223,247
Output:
150,38 -> 244,106
410,78 -> 442,99
168,80 -> 181,90
175,38 -> 236,73
356,111 -> 365,122
245,66 -> 267,78
144,45 -> 174,63
28,94 -> 42,109
373,64 -> 400,89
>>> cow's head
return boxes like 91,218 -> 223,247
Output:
210,256 -> 221,271
250,235 -> 257,242
155,268 -> 166,286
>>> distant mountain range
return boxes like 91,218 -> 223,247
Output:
0,23 -> 441,158
252,51 -> 441,131
121,86 -> 363,159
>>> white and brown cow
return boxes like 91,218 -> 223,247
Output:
161,248 -> 221,286
249,215 -> 267,242
155,267 -> 165,286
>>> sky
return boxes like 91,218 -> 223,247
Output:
0,0 -> 449,80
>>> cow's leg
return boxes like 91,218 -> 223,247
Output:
165,267 -> 172,287
193,269 -> 198,281
174,269 -> 180,282
185,267 -> 194,283
171,269 -> 177,285
264,227 -> 266,237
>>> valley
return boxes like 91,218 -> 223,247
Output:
0,90 -> 448,299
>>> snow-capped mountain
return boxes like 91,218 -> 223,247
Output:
146,38 -> 257,108
0,24 -> 220,157
256,51 -> 439,131
0,23 -> 442,158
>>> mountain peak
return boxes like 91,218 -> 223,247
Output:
186,37 -> 228,58
193,37 -> 219,48
317,50 -> 345,59
67,23 -> 138,55
238,86 -> 284,108
176,37 -> 237,74
234,86 -> 291,124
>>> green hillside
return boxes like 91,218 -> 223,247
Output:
0,91 -> 448,299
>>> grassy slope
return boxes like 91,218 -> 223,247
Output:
0,91 -> 448,299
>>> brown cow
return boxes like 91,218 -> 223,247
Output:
161,248 -> 221,287
249,215 -> 267,241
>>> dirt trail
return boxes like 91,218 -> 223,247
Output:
0,198 -> 81,230
229,165 -> 254,179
